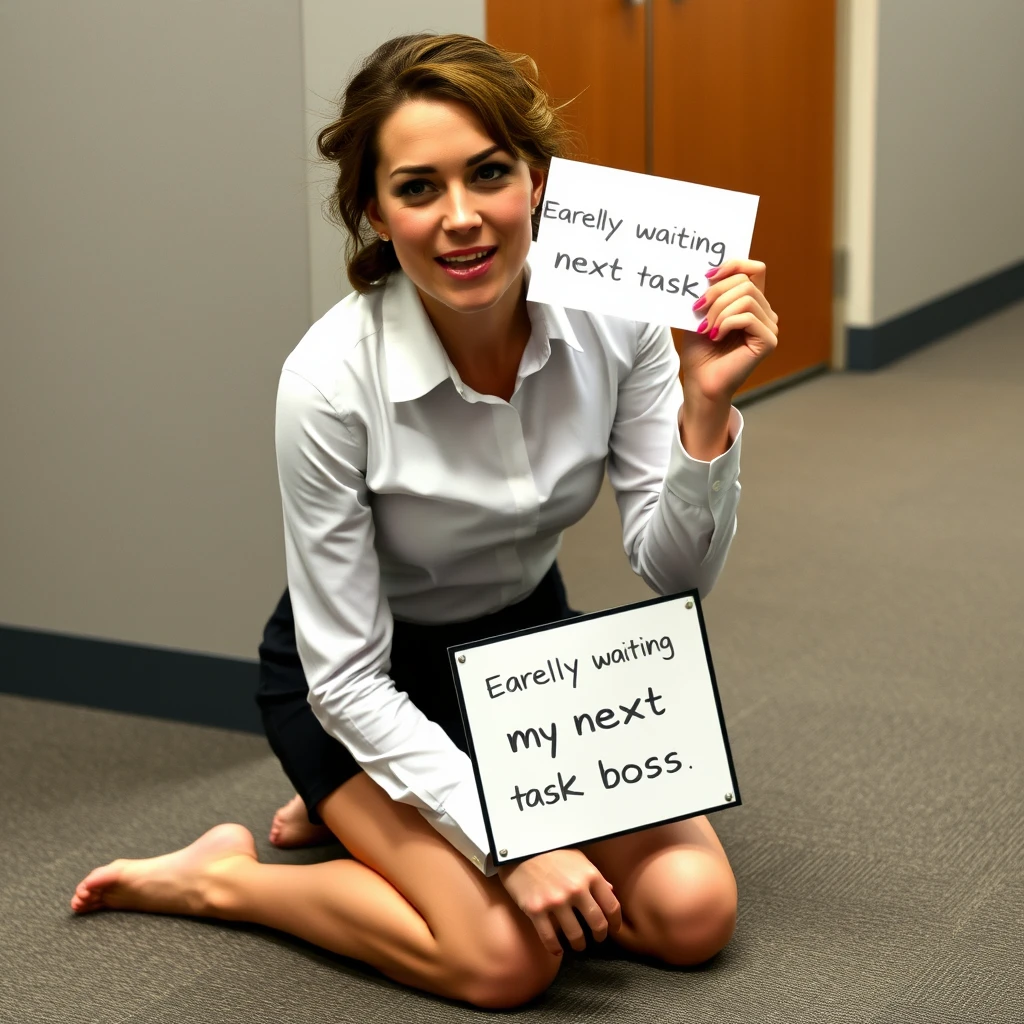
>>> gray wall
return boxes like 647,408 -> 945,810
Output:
871,0 -> 1024,323
1,1 -> 309,660
0,0 -> 479,662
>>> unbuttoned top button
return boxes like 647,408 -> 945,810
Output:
712,479 -> 722,492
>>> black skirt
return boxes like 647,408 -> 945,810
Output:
255,562 -> 579,824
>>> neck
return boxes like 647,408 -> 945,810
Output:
417,271 -> 532,385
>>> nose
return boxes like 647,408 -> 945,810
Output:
442,185 -> 482,234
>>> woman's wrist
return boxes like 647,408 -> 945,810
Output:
679,386 -> 733,462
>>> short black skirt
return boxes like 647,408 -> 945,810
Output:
255,562 -> 579,824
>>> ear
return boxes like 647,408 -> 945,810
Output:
529,166 -> 546,211
365,196 -> 388,237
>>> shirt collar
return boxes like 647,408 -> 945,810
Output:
524,256 -> 584,355
381,258 -> 583,404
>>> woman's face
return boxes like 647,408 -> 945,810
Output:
366,97 -> 545,317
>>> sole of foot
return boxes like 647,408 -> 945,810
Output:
269,793 -> 336,849
70,822 -> 257,917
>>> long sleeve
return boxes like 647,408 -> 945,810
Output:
275,368 -> 496,874
607,323 -> 744,599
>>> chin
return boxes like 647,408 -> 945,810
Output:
428,270 -> 515,314
440,287 -> 506,314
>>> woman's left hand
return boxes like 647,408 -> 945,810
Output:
681,259 -> 779,402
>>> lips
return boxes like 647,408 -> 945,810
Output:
435,246 -> 498,266
434,245 -> 498,281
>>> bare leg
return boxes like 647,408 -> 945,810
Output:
582,814 -> 738,966
71,776 -> 561,1009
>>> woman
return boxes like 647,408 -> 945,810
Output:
71,33 -> 778,1010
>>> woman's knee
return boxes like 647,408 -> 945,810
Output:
638,857 -> 738,966
446,911 -> 561,1009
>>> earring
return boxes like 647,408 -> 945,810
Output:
378,232 -> 390,242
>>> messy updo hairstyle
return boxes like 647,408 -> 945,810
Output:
316,33 -> 577,293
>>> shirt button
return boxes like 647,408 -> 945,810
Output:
712,479 -> 722,492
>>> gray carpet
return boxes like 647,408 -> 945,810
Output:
4,302 -> 1023,1023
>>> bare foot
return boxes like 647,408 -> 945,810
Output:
269,793 -> 335,849
70,823 -> 257,917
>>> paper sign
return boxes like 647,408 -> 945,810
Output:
526,157 -> 759,331
449,590 -> 740,866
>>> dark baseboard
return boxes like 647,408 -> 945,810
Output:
846,259 -> 1024,370
0,624 -> 263,734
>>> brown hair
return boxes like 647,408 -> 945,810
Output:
316,33 -> 577,293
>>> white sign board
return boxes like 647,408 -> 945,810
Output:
449,591 -> 740,866
526,157 -> 759,331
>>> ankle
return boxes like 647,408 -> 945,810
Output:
202,854 -> 258,920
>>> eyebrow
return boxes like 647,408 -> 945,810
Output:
389,144 -> 506,179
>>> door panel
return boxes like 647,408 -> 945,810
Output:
488,0 -> 835,394
652,0 -> 835,393
486,0 -> 647,173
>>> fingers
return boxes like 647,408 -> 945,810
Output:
713,310 -> 779,354
696,280 -> 775,338
553,905 -> 589,952
572,899 -> 610,945
561,876 -> 622,951
532,887 -> 620,954
593,872 -> 622,937
505,850 -> 621,955
530,910 -> 565,957
707,258 -> 766,291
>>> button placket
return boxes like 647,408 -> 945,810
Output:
492,404 -> 539,599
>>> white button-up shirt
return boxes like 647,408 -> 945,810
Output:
275,264 -> 743,875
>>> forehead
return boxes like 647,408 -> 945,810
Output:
376,98 -> 501,169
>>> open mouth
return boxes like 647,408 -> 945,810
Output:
435,246 -> 498,267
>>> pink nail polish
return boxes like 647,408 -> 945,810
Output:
697,318 -> 708,333
692,296 -> 706,312
709,326 -> 719,340
705,268 -> 719,279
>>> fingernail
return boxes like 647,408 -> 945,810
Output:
709,326 -> 719,340
692,296 -> 706,312
705,268 -> 719,278
697,318 -> 708,333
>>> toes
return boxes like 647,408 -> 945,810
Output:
70,891 -> 97,914
71,861 -> 122,912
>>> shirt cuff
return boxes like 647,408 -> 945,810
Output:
664,405 -> 744,508
429,782 -> 497,876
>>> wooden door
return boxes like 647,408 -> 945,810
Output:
652,0 -> 835,393
486,0 -> 647,174
488,0 -> 835,395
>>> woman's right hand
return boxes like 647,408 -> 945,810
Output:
496,848 -> 621,955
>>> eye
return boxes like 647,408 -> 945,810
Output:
396,178 -> 434,198
476,162 -> 512,183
